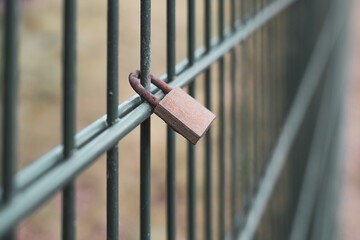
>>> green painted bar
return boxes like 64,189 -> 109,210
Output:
230,48 -> 237,238
204,0 -> 213,239
241,0 -> 245,22
166,126 -> 176,240
260,26 -> 267,175
231,0 -> 236,30
218,56 -> 226,240
1,0 -> 20,238
187,86 -> 197,240
106,145 -> 119,240
218,0 -> 226,239
204,68 -> 213,240
140,0 -> 151,239
187,0 -> 196,239
140,119 -> 151,240
62,0 -> 77,239
166,0 -> 176,239
248,35 -> 255,197
2,0 -> 19,205
230,0 -> 237,237
239,5 -> 249,218
252,0 -> 259,196
106,0 -> 119,239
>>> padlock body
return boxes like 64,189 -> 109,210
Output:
154,87 -> 216,144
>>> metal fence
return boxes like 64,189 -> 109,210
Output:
0,0 -> 349,239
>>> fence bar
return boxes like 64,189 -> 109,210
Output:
217,0 -> 226,239
256,30 -> 262,189
230,48 -> 237,237
1,0 -> 20,238
261,24 -> 268,174
106,0 -> 119,239
251,3 -> 258,197
187,0 -> 196,239
218,61 -> 226,239
240,0 -> 245,22
204,0 -> 213,239
237,26 -> 245,234
166,0 -> 176,239
230,0 -> 237,237
62,0 -> 77,239
140,0 -> 151,239
239,37 -> 249,216
231,0 -> 236,30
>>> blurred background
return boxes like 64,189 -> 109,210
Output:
0,0 -> 358,239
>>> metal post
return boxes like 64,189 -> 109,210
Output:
230,0 -> 237,237
166,0 -> 176,239
187,0 -> 196,239
1,0 -> 20,238
217,0 -> 226,239
106,0 -> 119,239
62,0 -> 77,239
140,0 -> 151,239
204,0 -> 213,239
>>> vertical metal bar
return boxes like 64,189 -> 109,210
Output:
204,0 -> 213,239
217,0 -> 225,239
231,0 -> 236,31
272,17 -> 280,240
218,58 -> 225,240
230,48 -> 237,238
204,67 -> 213,240
1,0 -> 20,238
242,0 -> 247,21
252,30 -> 258,197
166,0 -> 176,239
218,0 -> 224,42
204,0 -> 212,53
140,1 -> 151,240
1,0 -> 19,205
259,25 -> 264,191
62,0 -> 77,239
239,0 -> 250,222
241,0 -> 245,22
267,16 -> 276,240
240,39 -> 250,215
230,1 -> 237,237
251,27 -> 258,199
187,0 -> 196,239
106,0 -> 119,239
262,21 -> 269,173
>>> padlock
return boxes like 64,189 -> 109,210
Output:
129,70 -> 216,145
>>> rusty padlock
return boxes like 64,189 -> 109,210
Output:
129,70 -> 216,145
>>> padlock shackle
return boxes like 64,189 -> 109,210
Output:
149,73 -> 172,94
129,70 -> 173,107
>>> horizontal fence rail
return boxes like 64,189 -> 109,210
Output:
0,0 -> 348,239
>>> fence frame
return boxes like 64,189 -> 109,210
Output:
0,0 -> 348,239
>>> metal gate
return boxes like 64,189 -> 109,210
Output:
0,0 -> 349,239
